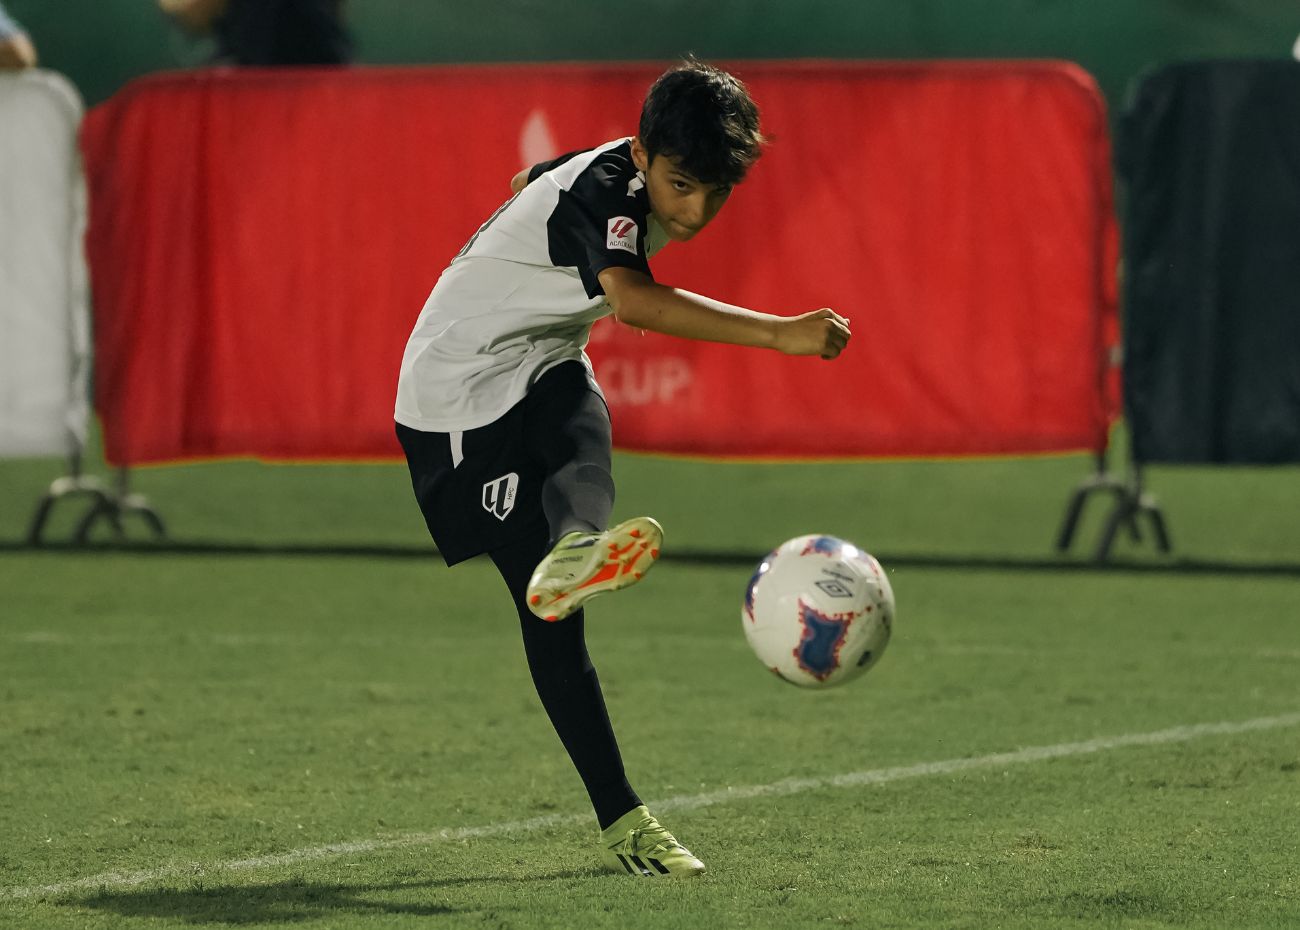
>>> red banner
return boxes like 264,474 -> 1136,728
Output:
81,62 -> 1117,464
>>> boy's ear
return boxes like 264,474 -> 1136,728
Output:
630,136 -> 650,173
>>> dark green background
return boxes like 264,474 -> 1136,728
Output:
8,0 -> 1300,110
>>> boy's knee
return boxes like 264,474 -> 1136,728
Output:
571,462 -> 615,494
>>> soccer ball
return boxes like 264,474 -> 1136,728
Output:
742,535 -> 894,688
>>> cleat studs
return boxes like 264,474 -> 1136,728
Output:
528,594 -> 541,605
650,549 -> 660,558
630,529 -> 642,538
544,614 -> 558,622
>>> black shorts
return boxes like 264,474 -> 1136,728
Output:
396,361 -> 610,566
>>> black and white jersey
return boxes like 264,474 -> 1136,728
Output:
395,137 -> 670,432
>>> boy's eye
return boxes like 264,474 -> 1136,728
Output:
671,179 -> 691,192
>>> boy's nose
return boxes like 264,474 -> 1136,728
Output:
683,194 -> 708,226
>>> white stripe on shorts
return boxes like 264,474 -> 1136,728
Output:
449,431 -> 464,467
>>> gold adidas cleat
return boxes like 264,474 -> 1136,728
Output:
599,805 -> 706,877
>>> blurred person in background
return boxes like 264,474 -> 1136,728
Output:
159,0 -> 351,66
0,2 -> 37,70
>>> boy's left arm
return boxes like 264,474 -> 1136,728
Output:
598,266 -> 851,360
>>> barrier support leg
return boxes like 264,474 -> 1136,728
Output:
1092,464 -> 1171,562
1055,451 -> 1138,553
71,467 -> 166,543
26,449 -> 118,545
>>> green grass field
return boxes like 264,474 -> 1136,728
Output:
2,439 -> 1298,929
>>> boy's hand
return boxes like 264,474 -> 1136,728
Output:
774,309 -> 851,359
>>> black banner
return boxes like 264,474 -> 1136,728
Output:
1120,60 -> 1300,464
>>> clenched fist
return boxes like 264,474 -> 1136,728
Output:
774,308 -> 851,359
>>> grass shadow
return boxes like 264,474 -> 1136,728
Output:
74,870 -> 597,925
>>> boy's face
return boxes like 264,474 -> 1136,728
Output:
631,137 -> 733,242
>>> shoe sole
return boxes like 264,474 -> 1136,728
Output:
526,516 -> 663,621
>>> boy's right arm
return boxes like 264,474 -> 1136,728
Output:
512,149 -> 590,194
598,266 -> 851,360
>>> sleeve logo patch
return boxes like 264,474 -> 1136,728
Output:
606,216 -> 639,255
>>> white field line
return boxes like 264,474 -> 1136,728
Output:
12,632 -> 1300,662
4,711 -> 1299,902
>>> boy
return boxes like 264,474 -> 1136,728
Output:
395,58 -> 850,878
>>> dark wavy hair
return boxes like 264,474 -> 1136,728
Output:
638,56 -> 764,187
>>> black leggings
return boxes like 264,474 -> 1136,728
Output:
402,364 -> 638,828
492,373 -> 638,829
523,373 -> 617,546
489,528 -> 641,830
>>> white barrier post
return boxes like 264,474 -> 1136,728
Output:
0,69 -> 138,543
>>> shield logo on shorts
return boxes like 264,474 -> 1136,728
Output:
482,473 -> 519,521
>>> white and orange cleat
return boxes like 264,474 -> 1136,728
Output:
525,516 -> 663,622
